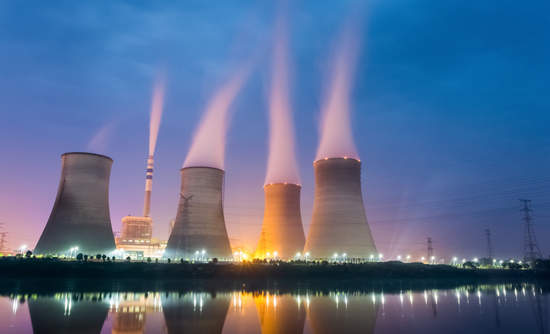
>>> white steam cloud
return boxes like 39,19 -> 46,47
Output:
315,25 -> 361,161
183,69 -> 249,170
264,18 -> 300,185
87,121 -> 116,154
149,77 -> 165,156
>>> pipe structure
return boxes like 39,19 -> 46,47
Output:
34,152 -> 116,255
304,157 -> 377,259
256,183 -> 305,260
165,167 -> 232,260
143,155 -> 154,217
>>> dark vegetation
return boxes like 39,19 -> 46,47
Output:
0,256 -> 548,281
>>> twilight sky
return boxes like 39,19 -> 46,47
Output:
0,0 -> 548,260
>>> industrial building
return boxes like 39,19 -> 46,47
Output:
304,157 -> 377,259
256,183 -> 305,259
165,167 -> 232,260
34,152 -> 116,255
115,155 -> 166,259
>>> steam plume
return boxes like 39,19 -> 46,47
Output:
149,77 -> 165,156
183,69 -> 249,169
264,18 -> 300,185
87,121 -> 116,154
315,25 -> 361,161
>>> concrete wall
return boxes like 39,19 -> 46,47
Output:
165,167 -> 232,260
256,183 -> 305,259
304,158 -> 377,259
34,152 -> 116,255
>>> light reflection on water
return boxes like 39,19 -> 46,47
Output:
0,283 -> 548,334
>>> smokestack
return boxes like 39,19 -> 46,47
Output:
34,152 -> 116,255
304,158 -> 376,259
143,155 -> 154,217
256,183 -> 305,259
165,167 -> 232,260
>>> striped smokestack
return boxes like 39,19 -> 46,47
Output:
143,155 -> 154,217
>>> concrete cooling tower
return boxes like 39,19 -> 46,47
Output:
165,167 -> 232,260
304,158 -> 376,259
256,183 -> 305,259
34,152 -> 116,255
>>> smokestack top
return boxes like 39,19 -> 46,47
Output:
313,156 -> 360,165
62,152 -> 113,161
264,182 -> 301,189
180,166 -> 224,173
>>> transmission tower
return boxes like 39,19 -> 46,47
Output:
485,228 -> 493,261
520,199 -> 542,263
427,237 -> 434,263
0,223 -> 6,252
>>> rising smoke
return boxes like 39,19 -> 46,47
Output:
264,18 -> 300,185
315,25 -> 361,161
87,121 -> 117,154
183,69 -> 249,170
149,77 -> 165,156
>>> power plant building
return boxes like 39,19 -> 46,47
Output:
304,157 -> 377,259
34,152 -> 116,255
256,183 -> 305,259
165,167 -> 232,260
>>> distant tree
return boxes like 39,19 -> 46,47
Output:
155,258 -> 159,263
102,254 -> 107,262
147,257 -> 152,263
180,259 -> 184,264
25,250 -> 32,258
463,261 -> 477,269
96,254 -> 101,260
126,256 -> 131,262
112,256 -> 116,262
167,258 -> 171,264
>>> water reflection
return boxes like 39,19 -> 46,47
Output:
1,283 -> 548,334
28,293 -> 109,334
162,292 -> 230,333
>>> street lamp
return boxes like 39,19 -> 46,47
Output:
397,255 -> 402,261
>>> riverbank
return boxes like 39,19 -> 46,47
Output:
1,257 -> 548,282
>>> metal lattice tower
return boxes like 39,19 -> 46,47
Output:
520,199 -> 542,263
427,237 -> 434,263
485,229 -> 493,261
0,223 -> 6,252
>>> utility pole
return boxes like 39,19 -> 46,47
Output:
427,237 -> 434,264
485,228 -> 493,261
520,199 -> 542,264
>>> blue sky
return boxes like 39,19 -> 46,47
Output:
0,0 -> 549,259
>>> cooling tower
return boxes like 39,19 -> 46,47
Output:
162,293 -> 230,334
255,293 -> 306,334
34,152 -> 116,255
29,295 -> 109,334
304,158 -> 376,259
165,167 -> 232,259
256,183 -> 305,259
306,293 -> 377,334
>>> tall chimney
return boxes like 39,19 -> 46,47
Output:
34,152 -> 116,255
143,155 -> 154,217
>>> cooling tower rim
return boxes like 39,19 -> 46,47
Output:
61,152 -> 113,161
263,182 -> 301,189
180,166 -> 224,173
313,156 -> 360,164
